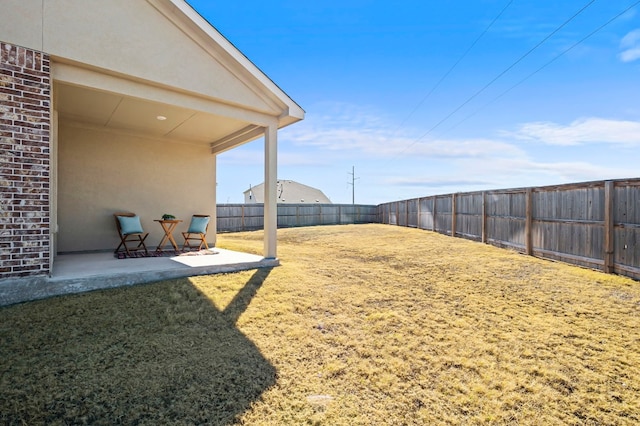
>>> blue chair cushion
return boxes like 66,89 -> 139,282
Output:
188,216 -> 209,234
118,215 -> 144,235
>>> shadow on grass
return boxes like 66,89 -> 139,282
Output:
0,268 -> 274,425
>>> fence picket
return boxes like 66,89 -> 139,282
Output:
377,178 -> 640,280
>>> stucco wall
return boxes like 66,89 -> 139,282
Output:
0,0 -> 276,115
57,122 -> 216,252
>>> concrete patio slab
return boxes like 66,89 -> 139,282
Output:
0,249 -> 279,307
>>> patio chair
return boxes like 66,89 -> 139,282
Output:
114,212 -> 149,256
182,214 -> 210,251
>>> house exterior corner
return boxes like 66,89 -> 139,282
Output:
0,42 -> 52,279
0,0 -> 304,283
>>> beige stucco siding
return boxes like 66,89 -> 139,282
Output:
57,122 -> 216,252
1,0 -> 279,115
0,1 -> 44,49
2,0 -> 303,267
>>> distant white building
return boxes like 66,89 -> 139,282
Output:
244,180 -> 332,204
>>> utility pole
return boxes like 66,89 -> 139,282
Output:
348,166 -> 359,204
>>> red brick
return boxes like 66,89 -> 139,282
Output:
0,44 -> 51,278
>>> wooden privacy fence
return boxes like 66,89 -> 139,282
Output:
217,204 -> 378,233
377,178 -> 640,280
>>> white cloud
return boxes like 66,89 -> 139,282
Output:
217,146 -> 327,167
619,29 -> 640,62
386,156 -> 637,194
621,29 -> 640,46
507,117 -> 640,146
219,102 -> 639,203
284,103 -> 525,159
620,47 -> 640,62
386,177 -> 492,187
454,156 -> 636,186
504,159 -> 625,179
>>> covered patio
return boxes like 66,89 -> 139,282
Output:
0,0 -> 304,295
0,249 -> 278,306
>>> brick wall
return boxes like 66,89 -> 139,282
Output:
0,43 -> 51,278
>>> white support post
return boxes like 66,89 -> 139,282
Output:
211,154 -> 218,247
264,125 -> 278,259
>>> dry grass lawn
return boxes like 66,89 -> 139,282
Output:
1,224 -> 639,425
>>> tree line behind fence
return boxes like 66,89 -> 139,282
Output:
377,178 -> 640,281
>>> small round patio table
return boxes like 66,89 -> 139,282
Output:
154,219 -> 182,252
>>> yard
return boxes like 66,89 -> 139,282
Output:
1,224 -> 639,425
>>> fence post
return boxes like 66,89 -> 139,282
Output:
451,193 -> 457,237
406,200 -> 409,227
417,197 -> 422,229
482,192 -> 487,243
525,188 -> 533,255
241,205 -> 245,231
432,197 -> 437,232
604,181 -> 615,273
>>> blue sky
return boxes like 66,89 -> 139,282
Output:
188,0 -> 640,205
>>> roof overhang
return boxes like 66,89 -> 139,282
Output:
161,0 -> 305,121
53,61 -> 279,150
48,0 -> 304,152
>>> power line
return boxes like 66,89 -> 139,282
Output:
437,0 -> 640,138
389,0 -> 598,161
390,0 -> 514,134
347,166 -> 360,204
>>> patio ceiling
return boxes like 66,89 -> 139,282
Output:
54,81 -> 253,147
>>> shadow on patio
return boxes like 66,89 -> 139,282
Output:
0,268 -> 276,424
